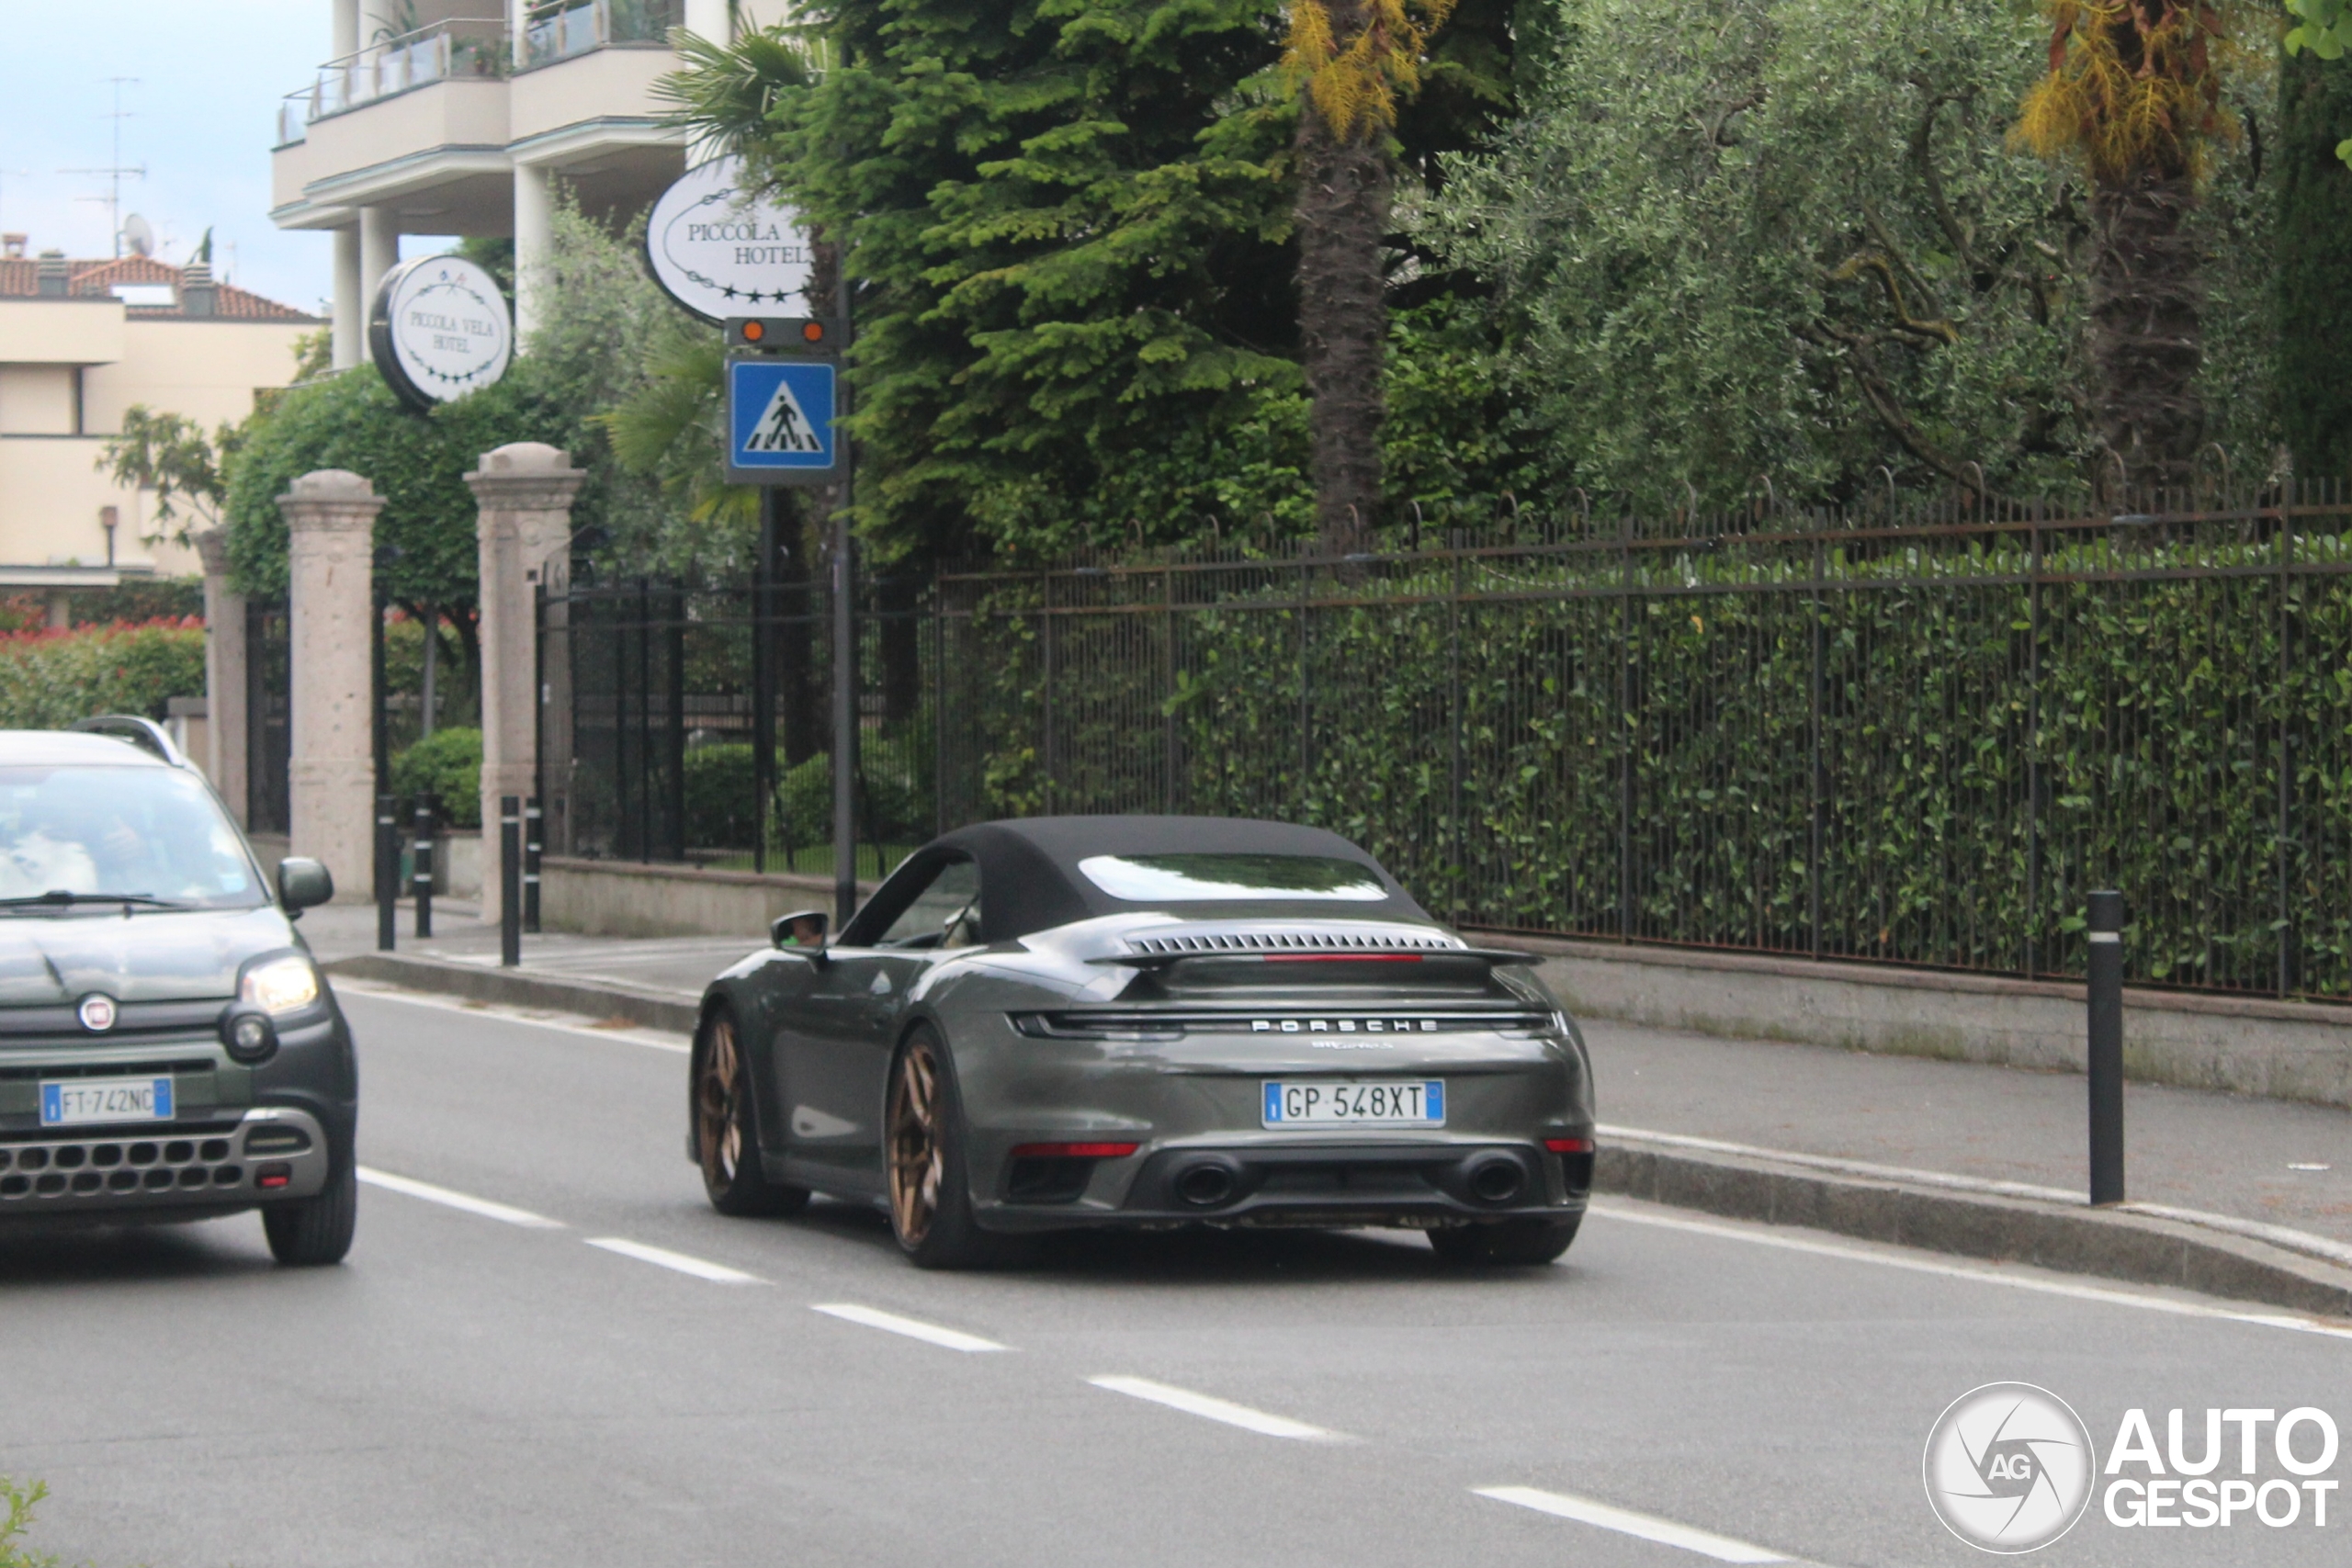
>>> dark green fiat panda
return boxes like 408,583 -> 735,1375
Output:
0,722 -> 356,1264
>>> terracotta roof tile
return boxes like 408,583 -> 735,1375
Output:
0,252 -> 318,321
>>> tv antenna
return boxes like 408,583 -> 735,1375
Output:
60,76 -> 145,257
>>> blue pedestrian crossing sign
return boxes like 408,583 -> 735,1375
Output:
725,356 -> 840,485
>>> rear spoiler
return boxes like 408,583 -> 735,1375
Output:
1088,947 -> 1538,971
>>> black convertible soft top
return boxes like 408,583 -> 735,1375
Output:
853,816 -> 1431,943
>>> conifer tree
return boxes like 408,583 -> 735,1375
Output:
665,3 -> 1299,562
2276,48 -> 2352,479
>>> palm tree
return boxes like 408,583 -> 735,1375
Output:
2018,0 -> 2241,493
1285,0 -> 1455,553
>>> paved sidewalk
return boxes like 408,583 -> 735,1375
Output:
303,901 -> 2352,1253
1589,1019 -> 2352,1248
300,902 -> 763,998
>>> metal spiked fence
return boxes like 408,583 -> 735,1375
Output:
935,480 -> 2352,999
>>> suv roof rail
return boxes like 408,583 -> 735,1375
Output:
70,714 -> 189,768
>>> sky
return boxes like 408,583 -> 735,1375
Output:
0,2 -> 334,313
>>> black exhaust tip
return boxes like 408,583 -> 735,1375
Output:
1172,1158 -> 1240,1208
1464,1152 -> 1527,1205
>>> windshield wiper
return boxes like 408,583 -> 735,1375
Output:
0,890 -> 189,911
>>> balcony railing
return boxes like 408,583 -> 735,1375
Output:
276,15 -> 510,146
524,0 -> 683,68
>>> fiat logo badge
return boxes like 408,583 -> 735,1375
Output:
77,994 -> 117,1032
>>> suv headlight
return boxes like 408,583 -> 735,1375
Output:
242,955 -> 321,1015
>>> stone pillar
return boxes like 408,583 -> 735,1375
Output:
278,470 -> 382,899
513,163 -> 553,344
332,226 -> 363,370
194,529 -> 249,822
467,443 -> 583,925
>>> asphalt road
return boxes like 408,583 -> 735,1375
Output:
4,985 -> 2348,1568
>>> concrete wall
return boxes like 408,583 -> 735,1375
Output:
539,857 -> 867,941
1502,934 -> 2352,1111
0,300 -> 313,579
81,319 -> 317,440
509,46 -> 673,142
277,77 -> 512,212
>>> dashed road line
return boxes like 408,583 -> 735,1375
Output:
1087,1375 -> 1343,1441
356,1167 -> 565,1228
1475,1486 -> 1793,1563
810,1303 -> 1008,1352
584,1236 -> 763,1283
1589,1201 -> 2352,1341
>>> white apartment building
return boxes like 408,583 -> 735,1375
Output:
273,2 -> 786,364
0,243 -> 319,605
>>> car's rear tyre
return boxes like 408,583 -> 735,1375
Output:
886,1029 -> 1005,1269
696,1010 -> 809,1217
262,1155 -> 356,1267
1427,1213 -> 1581,1267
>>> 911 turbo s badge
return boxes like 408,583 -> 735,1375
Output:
1251,1018 -> 1438,1034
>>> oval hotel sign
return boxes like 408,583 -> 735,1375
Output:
647,158 -> 813,322
369,254 -> 513,411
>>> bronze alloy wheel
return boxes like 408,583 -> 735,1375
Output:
693,1009 -> 808,1217
696,1013 -> 746,1194
888,1036 -> 944,1247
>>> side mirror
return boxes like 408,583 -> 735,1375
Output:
277,857 -> 334,913
772,908 -> 829,956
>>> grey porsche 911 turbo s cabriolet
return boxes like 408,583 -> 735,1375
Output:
687,817 -> 1596,1269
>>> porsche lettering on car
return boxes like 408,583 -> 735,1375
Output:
687,817 -> 1596,1269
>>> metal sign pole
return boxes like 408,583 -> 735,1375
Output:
2086,890 -> 2125,1204
831,266 -> 858,927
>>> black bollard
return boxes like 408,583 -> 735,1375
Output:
412,803 -> 435,939
375,795 -> 397,953
500,795 -> 522,968
2087,889 -> 2125,1206
524,796 -> 543,934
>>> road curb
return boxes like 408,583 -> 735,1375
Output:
1598,1139 -> 2352,1320
325,953 -> 703,1035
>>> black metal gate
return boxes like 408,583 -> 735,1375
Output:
537,564 -> 934,878
243,599 -> 290,835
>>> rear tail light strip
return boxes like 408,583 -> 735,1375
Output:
1009,1142 -> 1140,1160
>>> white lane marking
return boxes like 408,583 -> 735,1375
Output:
1601,1122 -> 2352,1269
1475,1486 -> 1790,1563
1588,1201 -> 2352,1341
584,1237 -> 763,1283
1088,1375 -> 1342,1441
334,978 -> 691,1054
356,1167 -> 565,1228
810,1303 -> 1008,1352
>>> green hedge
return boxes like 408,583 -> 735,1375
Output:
390,728 -> 482,829
0,620 -> 205,731
940,514 -> 2352,998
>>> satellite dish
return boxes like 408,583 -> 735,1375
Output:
122,213 -> 153,257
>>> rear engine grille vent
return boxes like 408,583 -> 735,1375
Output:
1125,930 -> 1460,957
